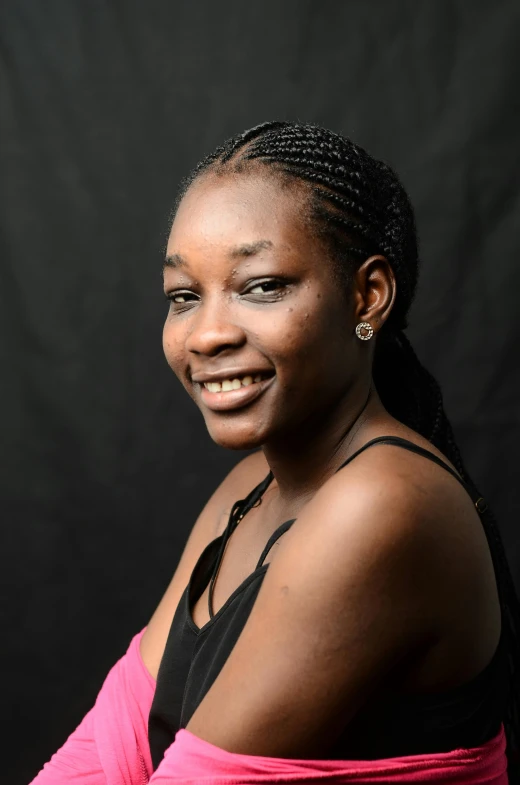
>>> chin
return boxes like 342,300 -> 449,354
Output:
204,417 -> 268,451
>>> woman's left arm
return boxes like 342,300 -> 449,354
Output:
182,464 -> 447,759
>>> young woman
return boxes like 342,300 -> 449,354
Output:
32,122 -> 520,784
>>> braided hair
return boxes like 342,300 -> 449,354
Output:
174,121 -> 520,777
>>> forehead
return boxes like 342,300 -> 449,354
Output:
168,171 -> 315,256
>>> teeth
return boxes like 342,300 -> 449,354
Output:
203,373 -> 267,392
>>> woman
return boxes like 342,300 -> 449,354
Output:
32,121 -> 520,784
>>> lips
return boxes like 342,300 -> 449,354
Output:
197,373 -> 275,412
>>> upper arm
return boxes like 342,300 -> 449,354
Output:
140,450 -> 270,679
186,466 -> 444,758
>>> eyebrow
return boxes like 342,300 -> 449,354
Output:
163,240 -> 273,271
229,239 -> 274,259
163,253 -> 186,270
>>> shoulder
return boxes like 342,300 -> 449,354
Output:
314,431 -> 476,548
184,447 -> 449,756
269,437 -> 477,681
275,449 -> 447,624
291,436 -> 475,591
301,436 -> 450,536
269,436 -> 483,662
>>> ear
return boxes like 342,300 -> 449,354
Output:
351,255 -> 396,333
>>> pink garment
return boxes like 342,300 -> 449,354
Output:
156,727 -> 508,784
30,628 -> 509,784
30,628 -> 155,785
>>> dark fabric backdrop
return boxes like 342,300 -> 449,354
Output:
1,2 -> 519,782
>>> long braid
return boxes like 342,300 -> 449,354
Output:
176,121 -> 520,777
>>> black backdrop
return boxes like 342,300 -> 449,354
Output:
2,2 -> 519,782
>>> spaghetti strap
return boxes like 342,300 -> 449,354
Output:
334,435 -> 486,510
255,518 -> 297,570
208,469 -> 274,619
227,470 -> 274,538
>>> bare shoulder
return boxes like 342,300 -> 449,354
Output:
184,444 -> 456,755
287,444 -> 451,586
140,450 -> 270,678
299,434 -> 496,643
181,438 -> 499,756
312,434 -> 480,571
265,433 -> 492,660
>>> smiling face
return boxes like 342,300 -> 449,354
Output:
162,170 -> 365,450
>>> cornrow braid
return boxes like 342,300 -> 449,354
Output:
175,121 -> 520,779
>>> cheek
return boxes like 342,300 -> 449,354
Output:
263,304 -> 342,375
162,320 -> 185,373
290,306 -> 352,386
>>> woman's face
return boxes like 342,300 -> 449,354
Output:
162,172 -> 363,450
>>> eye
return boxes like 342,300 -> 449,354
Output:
244,278 -> 288,298
164,290 -> 198,309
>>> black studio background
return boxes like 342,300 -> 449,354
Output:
1,2 -> 519,782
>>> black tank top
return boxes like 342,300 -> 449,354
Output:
147,436 -> 509,770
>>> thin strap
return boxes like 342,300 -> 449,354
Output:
208,470 -> 274,618
335,435 -> 484,508
255,518 -> 297,570
228,471 -> 274,538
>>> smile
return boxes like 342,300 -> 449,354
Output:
198,373 -> 275,412
203,373 -> 267,393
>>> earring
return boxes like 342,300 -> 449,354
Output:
355,321 -> 374,341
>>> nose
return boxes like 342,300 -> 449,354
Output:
184,296 -> 246,357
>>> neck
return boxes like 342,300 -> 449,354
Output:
262,379 -> 385,510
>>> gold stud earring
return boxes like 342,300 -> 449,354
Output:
355,321 -> 374,341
